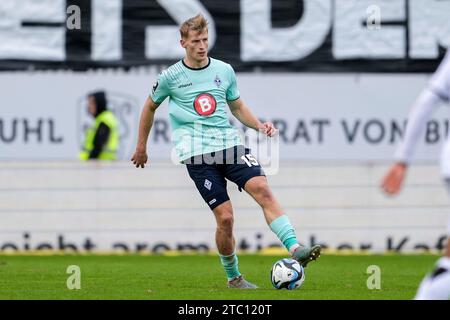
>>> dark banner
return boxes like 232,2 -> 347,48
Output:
0,0 -> 449,72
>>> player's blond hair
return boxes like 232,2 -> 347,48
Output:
180,14 -> 208,39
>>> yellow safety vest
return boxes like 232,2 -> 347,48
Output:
79,111 -> 119,160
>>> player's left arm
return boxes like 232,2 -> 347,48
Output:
227,98 -> 277,137
382,50 -> 450,196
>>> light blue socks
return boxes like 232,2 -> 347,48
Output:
220,215 -> 298,280
269,215 -> 299,254
219,251 -> 241,280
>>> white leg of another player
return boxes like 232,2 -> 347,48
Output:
415,179 -> 450,300
414,256 -> 450,300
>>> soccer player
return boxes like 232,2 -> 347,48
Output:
131,14 -> 321,289
381,50 -> 450,300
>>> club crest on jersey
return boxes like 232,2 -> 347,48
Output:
193,93 -> 217,116
214,75 -> 222,88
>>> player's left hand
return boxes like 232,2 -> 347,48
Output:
259,122 -> 278,137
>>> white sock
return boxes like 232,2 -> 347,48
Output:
414,257 -> 450,300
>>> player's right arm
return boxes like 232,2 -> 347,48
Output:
131,97 -> 159,168
132,72 -> 169,168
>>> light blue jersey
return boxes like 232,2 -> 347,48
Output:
150,57 -> 243,161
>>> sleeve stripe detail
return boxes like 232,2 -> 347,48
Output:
227,96 -> 240,102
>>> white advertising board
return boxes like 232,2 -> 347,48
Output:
0,72 -> 448,163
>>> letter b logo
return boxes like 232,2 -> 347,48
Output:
194,93 -> 217,116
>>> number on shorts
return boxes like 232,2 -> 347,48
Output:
241,154 -> 259,167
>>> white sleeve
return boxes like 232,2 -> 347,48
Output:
394,51 -> 450,164
429,50 -> 450,102
394,89 -> 442,164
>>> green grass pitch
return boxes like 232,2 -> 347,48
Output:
0,253 -> 439,300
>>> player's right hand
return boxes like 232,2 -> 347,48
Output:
131,149 -> 148,168
259,122 -> 278,137
381,162 -> 408,196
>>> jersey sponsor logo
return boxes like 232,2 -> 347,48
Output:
193,93 -> 217,116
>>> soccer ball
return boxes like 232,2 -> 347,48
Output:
270,258 -> 305,290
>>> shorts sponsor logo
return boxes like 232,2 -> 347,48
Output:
208,199 -> 217,205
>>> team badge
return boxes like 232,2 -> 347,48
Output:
204,179 -> 212,190
193,93 -> 217,116
214,75 -> 222,88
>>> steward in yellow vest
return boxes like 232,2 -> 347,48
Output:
79,91 -> 119,160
